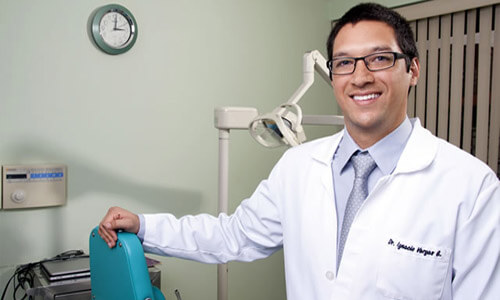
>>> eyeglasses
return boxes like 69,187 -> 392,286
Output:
326,52 -> 409,77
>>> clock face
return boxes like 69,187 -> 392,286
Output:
99,11 -> 132,48
91,4 -> 138,55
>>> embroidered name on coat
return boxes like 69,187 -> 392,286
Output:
387,238 -> 443,258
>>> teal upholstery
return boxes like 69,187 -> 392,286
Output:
89,227 -> 165,300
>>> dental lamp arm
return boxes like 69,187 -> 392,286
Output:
286,50 -> 330,105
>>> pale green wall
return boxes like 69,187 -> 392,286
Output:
0,0 -> 336,299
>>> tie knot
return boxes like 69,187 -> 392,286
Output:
351,151 -> 377,179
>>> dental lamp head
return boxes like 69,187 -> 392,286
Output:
249,103 -> 306,148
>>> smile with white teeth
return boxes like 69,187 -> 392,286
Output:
352,93 -> 380,101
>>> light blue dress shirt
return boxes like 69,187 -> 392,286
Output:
331,117 -> 413,248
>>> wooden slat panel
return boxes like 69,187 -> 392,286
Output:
475,7 -> 493,162
462,10 -> 476,153
416,19 -> 428,122
408,21 -> 417,118
488,4 -> 500,173
449,12 -> 466,147
426,17 -> 440,134
438,14 -> 451,140
396,0 -> 500,22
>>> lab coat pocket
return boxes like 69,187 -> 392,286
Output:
376,239 -> 451,300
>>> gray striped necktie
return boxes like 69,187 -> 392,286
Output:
338,151 -> 376,267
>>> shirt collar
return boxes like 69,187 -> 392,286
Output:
335,131 -> 359,174
336,117 -> 413,175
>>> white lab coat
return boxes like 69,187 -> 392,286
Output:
142,119 -> 500,300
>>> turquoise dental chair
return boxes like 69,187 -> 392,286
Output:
89,227 -> 165,300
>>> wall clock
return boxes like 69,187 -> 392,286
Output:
90,4 -> 138,55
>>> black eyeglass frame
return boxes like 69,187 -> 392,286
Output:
326,51 -> 410,79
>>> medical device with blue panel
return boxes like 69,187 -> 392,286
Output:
1,164 -> 67,209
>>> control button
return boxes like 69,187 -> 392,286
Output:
325,271 -> 335,281
11,190 -> 26,203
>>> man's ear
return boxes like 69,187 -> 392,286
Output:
409,57 -> 420,86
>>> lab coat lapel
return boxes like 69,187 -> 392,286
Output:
307,130 -> 344,270
310,129 -> 344,192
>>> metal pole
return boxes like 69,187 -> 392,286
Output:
217,129 -> 230,300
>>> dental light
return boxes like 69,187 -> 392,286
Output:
249,103 -> 305,147
249,50 -> 336,147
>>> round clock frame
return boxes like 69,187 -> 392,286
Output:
90,4 -> 138,55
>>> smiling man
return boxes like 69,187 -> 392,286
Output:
99,3 -> 500,299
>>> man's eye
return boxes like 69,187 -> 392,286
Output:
371,55 -> 391,62
334,59 -> 353,68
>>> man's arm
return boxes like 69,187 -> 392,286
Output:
452,174 -> 500,299
139,179 -> 284,264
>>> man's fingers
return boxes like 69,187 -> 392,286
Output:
98,209 -> 122,248
98,223 -> 118,248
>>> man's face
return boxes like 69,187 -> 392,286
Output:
331,20 -> 419,148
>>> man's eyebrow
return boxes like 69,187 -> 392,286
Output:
332,51 -> 349,58
332,46 -> 394,58
371,46 -> 393,52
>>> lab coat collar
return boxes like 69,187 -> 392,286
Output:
393,118 -> 437,174
309,118 -> 437,174
310,129 -> 344,166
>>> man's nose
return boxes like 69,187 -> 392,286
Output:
351,60 -> 374,86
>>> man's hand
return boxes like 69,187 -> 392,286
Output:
98,206 -> 140,248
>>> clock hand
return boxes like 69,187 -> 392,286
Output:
115,21 -> 128,31
113,14 -> 118,30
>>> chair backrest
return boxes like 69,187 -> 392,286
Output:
89,226 -> 165,300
